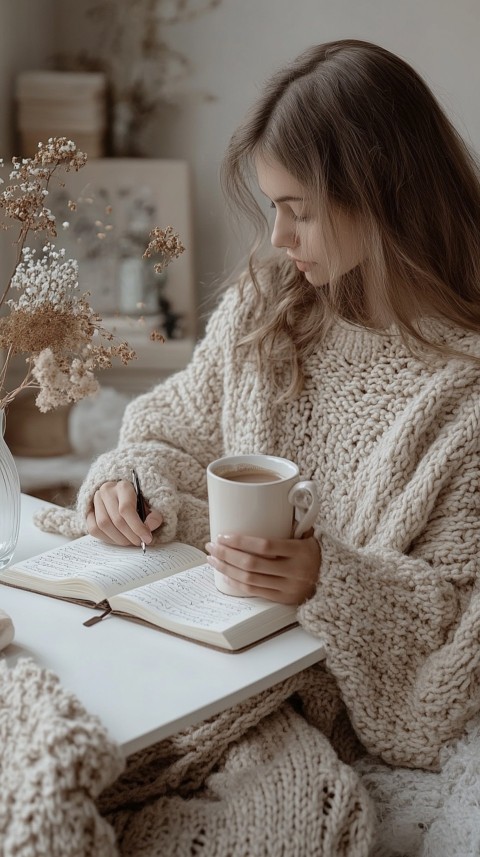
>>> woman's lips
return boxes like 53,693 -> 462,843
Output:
293,259 -> 312,272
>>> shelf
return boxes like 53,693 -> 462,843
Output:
102,316 -> 196,370
14,454 -> 92,491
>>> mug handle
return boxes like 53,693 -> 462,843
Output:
288,480 -> 320,539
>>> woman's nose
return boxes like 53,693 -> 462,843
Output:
271,214 -> 298,250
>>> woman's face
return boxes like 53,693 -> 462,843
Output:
255,156 -> 364,287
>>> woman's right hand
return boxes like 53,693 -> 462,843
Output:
86,480 -> 164,547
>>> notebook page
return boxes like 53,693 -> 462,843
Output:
12,537 -> 206,597
111,564 -> 274,630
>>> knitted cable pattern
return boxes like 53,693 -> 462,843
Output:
99,665 -> 374,857
98,665 -> 342,813
107,705 -> 373,857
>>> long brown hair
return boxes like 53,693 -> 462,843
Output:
221,39 -> 480,395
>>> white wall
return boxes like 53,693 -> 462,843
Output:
56,0 -> 480,321
0,0 -> 57,289
0,0 -> 56,157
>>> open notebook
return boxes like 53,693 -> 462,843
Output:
1,535 -> 298,652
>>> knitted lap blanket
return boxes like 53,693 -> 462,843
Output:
0,658 -> 123,856
0,658 -> 374,856
100,666 -> 374,857
356,710 -> 480,857
3,654 -> 480,856
4,652 -> 480,856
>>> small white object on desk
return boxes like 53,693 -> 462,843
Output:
0,609 -> 14,652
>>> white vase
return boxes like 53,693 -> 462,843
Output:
0,409 -> 21,570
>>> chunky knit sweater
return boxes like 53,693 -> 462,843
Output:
35,281 -> 480,854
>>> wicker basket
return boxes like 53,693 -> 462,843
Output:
4,391 -> 73,457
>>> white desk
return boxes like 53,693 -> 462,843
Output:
1,494 -> 326,756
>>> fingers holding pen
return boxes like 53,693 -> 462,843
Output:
89,481 -> 146,545
87,480 -> 162,547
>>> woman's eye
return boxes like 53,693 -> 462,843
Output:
269,200 -> 309,222
292,207 -> 311,222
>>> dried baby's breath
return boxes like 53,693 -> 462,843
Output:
149,329 -> 165,343
0,138 -> 86,247
0,139 -> 137,412
143,225 -> 185,274
0,242 -> 136,411
0,137 -> 186,414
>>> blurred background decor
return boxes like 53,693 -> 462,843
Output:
4,385 -> 132,507
53,0 -> 222,158
16,70 -> 107,159
1,0 -> 479,324
0,137 -> 188,533
46,158 -> 193,340
0,0 -> 479,511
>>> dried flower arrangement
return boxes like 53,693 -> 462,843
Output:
55,0 -> 222,156
0,137 -> 184,413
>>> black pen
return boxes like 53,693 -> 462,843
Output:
132,468 -> 147,554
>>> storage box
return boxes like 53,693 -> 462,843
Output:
16,71 -> 107,158
4,389 -> 72,457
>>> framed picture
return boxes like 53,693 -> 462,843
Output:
47,158 -> 196,339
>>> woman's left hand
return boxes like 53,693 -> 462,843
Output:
205,532 -> 321,605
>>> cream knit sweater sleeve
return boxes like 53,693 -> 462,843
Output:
38,288 -> 241,545
299,369 -> 480,771
84,291 -> 243,543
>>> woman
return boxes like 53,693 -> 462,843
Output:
38,40 -> 480,855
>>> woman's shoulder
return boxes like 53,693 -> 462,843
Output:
421,316 -> 480,360
202,281 -> 256,344
205,259 -> 282,336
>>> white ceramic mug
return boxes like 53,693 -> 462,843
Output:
206,453 -> 320,596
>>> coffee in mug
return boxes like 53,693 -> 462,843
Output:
217,466 -> 282,484
207,453 -> 319,596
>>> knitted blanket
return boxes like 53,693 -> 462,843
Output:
0,658 -> 123,856
0,657 -> 374,856
356,711 -> 480,857
99,665 -> 374,856
3,655 -> 480,856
